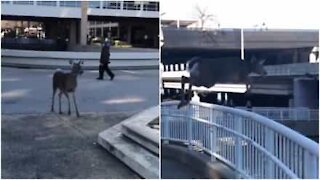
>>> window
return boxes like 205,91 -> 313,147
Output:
143,2 -> 159,11
123,1 -> 141,10
37,1 -> 57,6
89,1 -> 100,9
1,1 -> 10,4
13,1 -> 34,5
102,1 -> 120,9
60,1 -> 81,7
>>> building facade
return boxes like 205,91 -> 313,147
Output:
1,1 -> 159,50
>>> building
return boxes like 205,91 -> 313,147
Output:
1,1 -> 159,50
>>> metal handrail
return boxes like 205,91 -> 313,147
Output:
161,101 -> 319,179
237,107 -> 319,121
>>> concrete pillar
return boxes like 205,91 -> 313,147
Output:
101,27 -> 104,39
292,49 -> 298,63
69,21 -> 77,47
293,78 -> 319,108
127,24 -> 132,44
80,1 -> 88,46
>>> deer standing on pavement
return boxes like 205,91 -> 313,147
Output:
178,56 -> 267,109
51,60 -> 84,117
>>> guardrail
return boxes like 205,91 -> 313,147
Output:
263,63 -> 319,76
238,107 -> 319,121
161,101 -> 319,179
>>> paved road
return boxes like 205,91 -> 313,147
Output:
2,67 -> 158,114
1,67 -> 158,178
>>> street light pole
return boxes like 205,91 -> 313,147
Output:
241,28 -> 244,60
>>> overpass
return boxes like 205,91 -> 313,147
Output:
161,61 -> 319,108
161,101 -> 319,179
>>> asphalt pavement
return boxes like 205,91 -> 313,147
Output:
1,67 -> 159,178
1,112 -> 140,179
2,67 -> 159,114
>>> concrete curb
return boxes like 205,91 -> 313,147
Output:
1,62 -> 159,70
97,107 -> 159,179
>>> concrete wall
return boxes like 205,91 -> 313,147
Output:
293,78 -> 319,108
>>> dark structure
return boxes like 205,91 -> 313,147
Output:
161,27 -> 319,108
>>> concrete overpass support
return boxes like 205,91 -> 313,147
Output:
80,1 -> 88,46
69,21 -> 77,47
293,78 -> 319,108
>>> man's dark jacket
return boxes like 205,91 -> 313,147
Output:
100,43 -> 110,64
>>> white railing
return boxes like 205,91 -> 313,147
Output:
161,101 -> 319,179
238,107 -> 319,121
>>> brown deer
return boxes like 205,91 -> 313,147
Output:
51,60 -> 84,117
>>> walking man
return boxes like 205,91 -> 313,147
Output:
97,38 -> 115,80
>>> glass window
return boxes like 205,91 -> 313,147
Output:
1,1 -> 10,4
37,1 -> 57,6
60,1 -> 81,7
102,1 -> 120,9
89,1 -> 100,8
13,1 -> 34,5
143,2 -> 158,11
123,1 -> 141,10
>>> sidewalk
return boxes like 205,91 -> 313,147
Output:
1,48 -> 159,70
1,112 -> 140,179
1,57 -> 159,70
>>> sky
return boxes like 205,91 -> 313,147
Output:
160,0 -> 320,29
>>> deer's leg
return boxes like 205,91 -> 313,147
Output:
246,78 -> 252,93
72,92 -> 80,117
187,82 -> 193,103
63,92 -> 71,115
178,76 -> 189,109
58,91 -> 63,114
51,88 -> 57,112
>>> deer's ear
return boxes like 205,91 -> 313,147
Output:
259,59 -> 266,65
250,56 -> 257,63
69,60 -> 73,65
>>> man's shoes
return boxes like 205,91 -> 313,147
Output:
110,74 -> 115,81
96,77 -> 103,80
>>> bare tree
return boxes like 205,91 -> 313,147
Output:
195,5 -> 218,30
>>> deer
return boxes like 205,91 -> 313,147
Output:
178,56 -> 267,109
51,60 -> 84,117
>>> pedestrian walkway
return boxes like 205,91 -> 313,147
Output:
1,57 -> 158,70
1,112 -> 139,179
1,48 -> 159,70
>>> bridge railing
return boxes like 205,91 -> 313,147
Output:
161,101 -> 319,179
237,107 -> 319,121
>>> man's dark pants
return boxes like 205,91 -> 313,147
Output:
98,63 -> 114,79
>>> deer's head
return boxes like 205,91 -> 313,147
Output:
249,56 -> 267,76
69,60 -> 84,75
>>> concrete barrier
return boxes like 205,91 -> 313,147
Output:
1,49 -> 159,60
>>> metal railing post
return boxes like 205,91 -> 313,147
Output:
235,115 -> 243,171
265,128 -> 275,178
304,151 -> 318,178
188,105 -> 193,149
163,114 -> 169,144
210,109 -> 217,162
